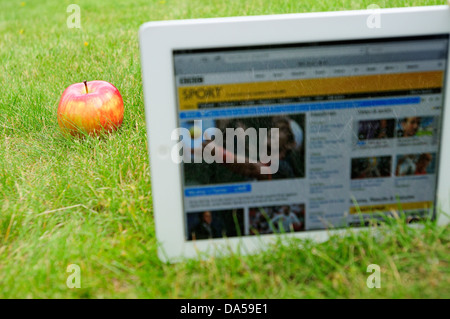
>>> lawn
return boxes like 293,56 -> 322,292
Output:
0,0 -> 449,298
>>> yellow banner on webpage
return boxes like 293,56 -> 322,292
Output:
178,71 -> 443,110
349,201 -> 433,214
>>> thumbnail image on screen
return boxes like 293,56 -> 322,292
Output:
357,118 -> 396,140
396,116 -> 438,138
351,156 -> 392,179
183,114 -> 305,186
248,204 -> 305,235
395,152 -> 436,176
186,209 -> 244,241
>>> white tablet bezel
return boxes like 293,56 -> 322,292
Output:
139,5 -> 450,262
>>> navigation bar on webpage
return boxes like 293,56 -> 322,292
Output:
176,60 -> 445,86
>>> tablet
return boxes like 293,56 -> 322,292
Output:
139,5 -> 450,262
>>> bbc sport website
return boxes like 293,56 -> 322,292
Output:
172,35 -> 449,241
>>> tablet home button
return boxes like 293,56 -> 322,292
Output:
157,145 -> 170,158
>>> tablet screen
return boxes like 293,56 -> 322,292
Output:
172,35 -> 448,241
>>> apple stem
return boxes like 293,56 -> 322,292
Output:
83,80 -> 88,94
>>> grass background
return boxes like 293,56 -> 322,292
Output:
0,0 -> 449,298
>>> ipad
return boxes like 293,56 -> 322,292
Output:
139,5 -> 450,262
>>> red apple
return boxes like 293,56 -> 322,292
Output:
57,80 -> 124,136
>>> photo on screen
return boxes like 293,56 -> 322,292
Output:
395,152 -> 436,176
396,116 -> 438,138
351,156 -> 392,179
186,209 -> 244,241
357,118 -> 396,140
183,114 -> 305,186
248,204 -> 305,235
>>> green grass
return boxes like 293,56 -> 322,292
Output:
0,0 -> 449,298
